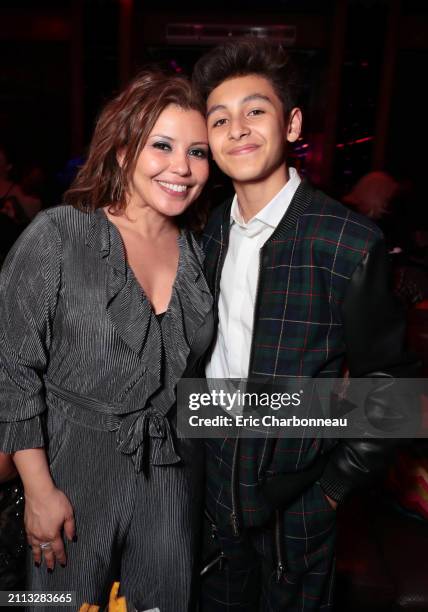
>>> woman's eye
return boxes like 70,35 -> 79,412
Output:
189,148 -> 208,159
152,142 -> 172,151
212,118 -> 227,128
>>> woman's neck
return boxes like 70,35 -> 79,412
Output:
105,203 -> 178,240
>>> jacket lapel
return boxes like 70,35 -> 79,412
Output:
206,179 -> 315,311
267,179 -> 315,242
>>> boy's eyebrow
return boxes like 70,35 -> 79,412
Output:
242,93 -> 273,105
206,104 -> 226,119
207,93 -> 273,118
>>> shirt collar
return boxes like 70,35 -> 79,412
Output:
230,167 -> 301,230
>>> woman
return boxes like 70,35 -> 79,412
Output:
0,72 -> 213,610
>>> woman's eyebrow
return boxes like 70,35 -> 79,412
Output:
149,135 -> 208,146
149,134 -> 174,140
148,134 -> 208,148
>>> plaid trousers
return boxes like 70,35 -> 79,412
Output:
201,481 -> 336,612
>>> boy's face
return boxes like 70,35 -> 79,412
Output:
206,74 -> 300,185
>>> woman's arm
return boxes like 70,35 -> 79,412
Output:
0,213 -> 75,570
0,213 -> 61,454
13,449 -> 75,569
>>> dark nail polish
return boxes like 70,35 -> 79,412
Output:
47,568 -> 53,574
34,562 -> 40,568
72,535 -> 78,543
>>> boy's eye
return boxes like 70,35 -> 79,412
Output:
248,109 -> 265,116
189,148 -> 208,159
152,141 -> 172,151
212,118 -> 227,128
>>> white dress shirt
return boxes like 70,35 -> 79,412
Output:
206,168 -> 301,379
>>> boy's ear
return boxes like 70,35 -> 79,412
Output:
286,108 -> 302,143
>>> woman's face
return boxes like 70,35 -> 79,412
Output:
126,104 -> 209,217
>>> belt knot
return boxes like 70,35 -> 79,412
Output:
115,409 -> 180,473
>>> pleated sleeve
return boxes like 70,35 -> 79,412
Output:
0,211 -> 61,452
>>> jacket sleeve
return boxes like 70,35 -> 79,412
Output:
319,239 -> 420,502
0,212 -> 61,452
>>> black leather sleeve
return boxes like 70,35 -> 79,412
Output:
319,239 -> 420,503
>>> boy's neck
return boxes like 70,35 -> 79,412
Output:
234,164 -> 290,223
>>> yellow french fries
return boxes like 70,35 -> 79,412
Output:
78,581 -> 127,612
108,582 -> 127,612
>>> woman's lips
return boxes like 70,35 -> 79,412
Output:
156,180 -> 190,197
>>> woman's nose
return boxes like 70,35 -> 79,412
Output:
170,151 -> 191,176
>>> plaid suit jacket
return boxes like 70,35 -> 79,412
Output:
202,180 -> 384,535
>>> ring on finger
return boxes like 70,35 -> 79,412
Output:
39,542 -> 53,550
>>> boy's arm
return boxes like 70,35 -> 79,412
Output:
319,239 -> 420,503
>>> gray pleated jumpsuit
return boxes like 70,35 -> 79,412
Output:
0,206 -> 213,611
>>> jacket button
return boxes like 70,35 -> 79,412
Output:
262,255 -> 269,266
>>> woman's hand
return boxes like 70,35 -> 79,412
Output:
25,485 -> 76,570
13,447 -> 76,571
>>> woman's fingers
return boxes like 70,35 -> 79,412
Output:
30,534 -> 66,570
42,545 -> 56,571
63,513 -> 76,542
51,535 -> 67,567
31,542 -> 42,566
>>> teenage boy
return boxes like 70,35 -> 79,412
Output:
193,39 -> 413,611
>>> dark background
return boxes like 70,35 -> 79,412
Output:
1,2 -> 428,607
1,0 -> 427,203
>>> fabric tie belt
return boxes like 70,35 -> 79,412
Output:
44,380 -> 181,473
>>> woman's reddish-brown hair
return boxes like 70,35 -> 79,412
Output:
64,71 -> 207,218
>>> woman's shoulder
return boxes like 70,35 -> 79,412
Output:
1,208 -> 64,283
43,203 -> 91,224
41,204 -> 96,242
7,206 -> 95,261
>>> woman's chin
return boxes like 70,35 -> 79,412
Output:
157,200 -> 194,218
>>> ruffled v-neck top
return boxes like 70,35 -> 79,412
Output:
0,206 -> 214,472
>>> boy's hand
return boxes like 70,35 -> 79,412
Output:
325,494 -> 338,510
